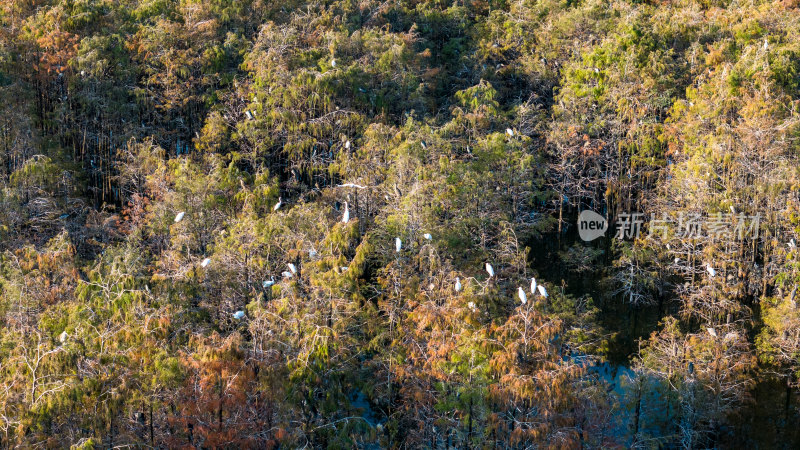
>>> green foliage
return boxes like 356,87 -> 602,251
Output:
2,0 -> 800,447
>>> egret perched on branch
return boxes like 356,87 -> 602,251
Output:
423,233 -> 432,240
342,201 -> 350,223
395,237 -> 402,253
174,211 -> 185,223
331,58 -> 336,67
263,276 -> 275,288
518,287 -> 527,305
537,284 -> 548,298
200,258 -> 211,268
706,327 -> 717,338
287,263 -> 297,274
506,128 -> 515,137
233,310 -> 245,320
345,140 -> 351,150
531,278 -> 537,294
273,197 -> 282,211
706,263 -> 716,277
282,271 -> 293,279
455,277 -> 462,292
485,263 -> 494,278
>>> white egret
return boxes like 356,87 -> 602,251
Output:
674,257 -> 680,264
518,287 -> 527,305
506,128 -> 514,137
706,263 -> 716,277
706,327 -> 717,338
200,258 -> 211,268
345,140 -> 351,150
467,301 -> 476,311
395,237 -> 402,253
282,271 -> 293,279
531,277 -> 537,294
537,284 -> 548,298
423,233 -> 432,240
789,238 -> 796,249
485,263 -> 494,278
233,310 -> 246,320
342,201 -> 350,223
309,249 -> 317,258
59,330 -> 68,344
174,211 -> 185,223
263,276 -> 275,288
455,277 -> 462,292
273,197 -> 282,211
287,263 -> 297,274
331,58 -> 336,67
340,266 -> 349,272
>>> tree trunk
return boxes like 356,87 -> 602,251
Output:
785,377 -> 792,434
467,397 -> 473,450
150,402 -> 155,446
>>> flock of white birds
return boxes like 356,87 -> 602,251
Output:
516,277 -> 548,306
173,197 -> 555,321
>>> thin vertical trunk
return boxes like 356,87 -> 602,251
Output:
558,189 -> 564,248
785,377 -> 792,430
467,397 -> 473,450
218,377 -> 223,433
150,402 -> 155,446
109,406 -> 114,449
633,382 -> 642,445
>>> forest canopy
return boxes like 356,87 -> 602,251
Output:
1,0 -> 800,448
